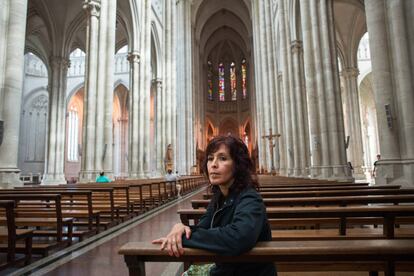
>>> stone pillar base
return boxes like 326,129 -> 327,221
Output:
42,174 -> 66,185
351,166 -> 366,180
0,168 -> 23,188
374,159 -> 414,188
311,165 -> 354,182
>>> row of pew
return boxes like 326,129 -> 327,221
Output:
0,176 -> 207,270
119,176 -> 414,276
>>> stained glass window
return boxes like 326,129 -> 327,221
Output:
230,62 -> 237,101
207,61 -> 213,101
219,62 -> 225,101
242,59 -> 247,99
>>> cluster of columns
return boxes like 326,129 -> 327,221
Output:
176,0 -> 195,175
80,0 -> 117,181
0,0 -> 28,187
365,0 -> 414,186
42,57 -> 70,184
340,67 -> 365,179
252,0 -> 351,180
252,0 -> 280,174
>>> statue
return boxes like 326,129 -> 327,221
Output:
164,144 -> 174,171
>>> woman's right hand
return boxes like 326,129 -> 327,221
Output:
152,223 -> 192,257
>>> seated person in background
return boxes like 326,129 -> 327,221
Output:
165,169 -> 180,196
96,171 -> 111,183
165,169 -> 177,182
153,135 -> 276,276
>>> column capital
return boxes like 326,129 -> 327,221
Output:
341,67 -> 359,78
290,40 -> 303,53
127,52 -> 140,64
83,0 -> 101,18
49,56 -> 70,69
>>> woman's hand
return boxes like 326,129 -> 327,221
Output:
152,223 -> 192,257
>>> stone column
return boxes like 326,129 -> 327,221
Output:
291,40 -> 309,177
136,0 -> 151,177
127,52 -> 140,178
162,0 -> 177,173
103,0 -> 117,175
299,0 -> 350,180
80,0 -> 101,181
251,0 -> 266,172
341,67 -> 365,179
43,57 -> 70,184
257,0 -> 272,171
176,0 -> 194,175
0,0 -> 28,187
264,0 -> 279,172
276,73 -> 287,175
279,0 -> 294,176
300,0 -> 321,178
154,78 -> 163,176
365,0 -> 414,186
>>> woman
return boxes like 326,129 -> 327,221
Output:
152,135 -> 276,276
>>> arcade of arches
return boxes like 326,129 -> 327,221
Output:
0,0 -> 413,188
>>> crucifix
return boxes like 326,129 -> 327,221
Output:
262,128 -> 281,175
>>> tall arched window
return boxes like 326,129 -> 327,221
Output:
242,59 -> 247,99
207,61 -> 213,101
218,62 -> 225,101
67,105 -> 79,161
230,62 -> 237,101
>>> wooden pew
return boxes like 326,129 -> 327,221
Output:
0,200 -> 33,268
0,190 -> 99,238
258,184 -> 400,192
15,186 -> 117,230
192,194 -> 414,209
203,188 -> 414,199
0,194 -> 73,256
118,239 -> 414,276
178,205 -> 414,238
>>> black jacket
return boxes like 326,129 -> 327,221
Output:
182,186 -> 277,276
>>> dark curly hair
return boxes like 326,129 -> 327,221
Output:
203,135 -> 259,199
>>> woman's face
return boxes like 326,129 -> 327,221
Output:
207,144 -> 234,188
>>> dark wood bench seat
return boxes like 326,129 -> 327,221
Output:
258,184 -> 400,192
0,200 -> 33,268
203,188 -> 414,199
179,205 -> 414,238
192,194 -> 414,209
118,239 -> 414,276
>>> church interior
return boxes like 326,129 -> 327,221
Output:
0,0 -> 414,275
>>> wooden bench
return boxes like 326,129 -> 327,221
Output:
0,190 -> 99,239
192,194 -> 414,209
179,205 -> 414,238
0,200 -> 33,269
0,194 -> 73,256
258,184 -> 400,192
118,239 -> 414,276
203,188 -> 414,199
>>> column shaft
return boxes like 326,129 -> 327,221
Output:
43,57 -> 69,184
80,0 -> 100,181
0,0 -> 28,187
